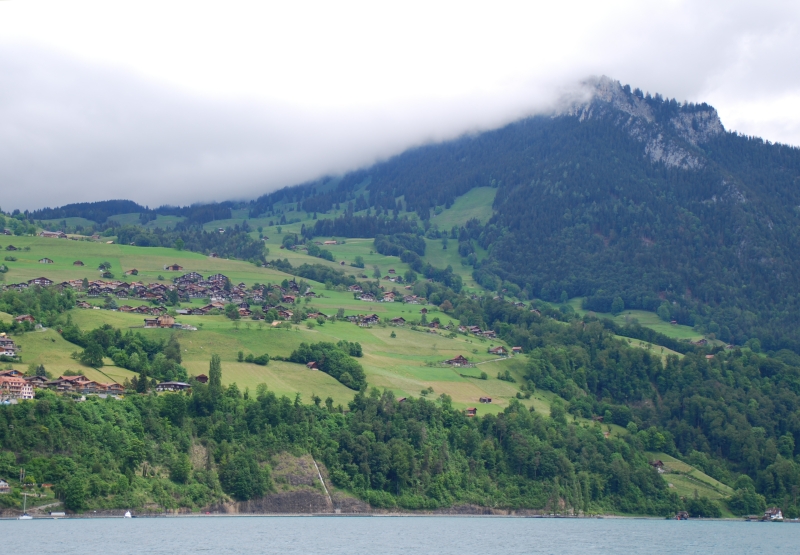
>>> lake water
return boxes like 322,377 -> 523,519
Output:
1,516 -> 796,554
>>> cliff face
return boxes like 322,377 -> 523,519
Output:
557,76 -> 725,169
210,453 -> 371,515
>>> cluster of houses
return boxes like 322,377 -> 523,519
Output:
459,325 -> 497,339
4,272 -> 330,328
344,314 -> 380,327
348,283 -> 426,305
36,374 -> 125,395
487,345 -> 523,356
1,369 -> 128,401
0,368 -> 210,400
0,333 -> 19,359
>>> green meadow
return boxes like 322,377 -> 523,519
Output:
3,237 -> 532,413
106,213 -> 186,229
3,192 -> 702,414
568,298 -> 704,342
0,235 -> 289,286
647,452 -> 735,514
428,186 -> 497,229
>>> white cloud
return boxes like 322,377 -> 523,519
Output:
0,0 -> 798,210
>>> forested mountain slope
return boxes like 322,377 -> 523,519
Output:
287,78 -> 800,353
20,78 -> 800,352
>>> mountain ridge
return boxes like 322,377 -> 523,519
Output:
18,77 -> 800,351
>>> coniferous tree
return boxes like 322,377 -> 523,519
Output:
136,368 -> 148,393
209,354 -> 223,401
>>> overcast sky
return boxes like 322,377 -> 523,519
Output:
1,0 -> 799,211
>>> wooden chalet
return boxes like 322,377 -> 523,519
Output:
488,346 -> 508,356
465,407 -> 478,417
40,230 -> 67,239
156,381 -> 191,392
444,355 -> 471,367
24,375 -> 50,387
144,315 -> 176,328
30,276 -> 55,286
358,314 -> 379,327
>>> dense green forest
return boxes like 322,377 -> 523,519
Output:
0,285 -> 76,326
245,81 -> 800,354
61,322 -> 188,386
30,200 -> 233,225
286,341 -> 366,390
0,367 -> 681,515
314,101 -> 800,352
3,282 -> 800,516
114,224 -> 267,263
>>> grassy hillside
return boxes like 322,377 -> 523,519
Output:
39,217 -> 98,229
11,305 -> 531,413
107,213 -> 186,229
0,235 -> 288,286
6,209 -> 711,416
429,186 -> 496,229
2,237 -> 537,414
568,298 -> 705,342
8,231 -> 699,419
648,452 -> 735,515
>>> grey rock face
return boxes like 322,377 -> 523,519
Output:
555,76 -> 724,170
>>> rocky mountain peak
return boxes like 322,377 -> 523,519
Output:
555,76 -> 725,169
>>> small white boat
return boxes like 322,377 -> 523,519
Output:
19,494 -> 33,519
124,510 -> 132,518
